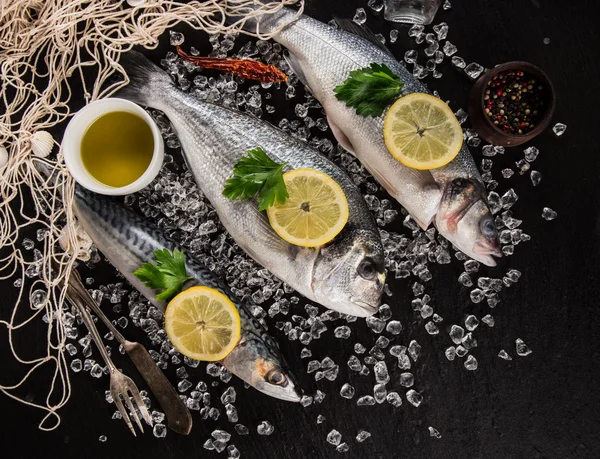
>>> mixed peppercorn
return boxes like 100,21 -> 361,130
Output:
484,70 -> 546,135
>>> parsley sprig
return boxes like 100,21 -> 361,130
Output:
222,147 -> 289,211
334,63 -> 405,117
133,249 -> 194,302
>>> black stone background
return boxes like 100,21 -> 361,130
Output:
1,0 -> 599,458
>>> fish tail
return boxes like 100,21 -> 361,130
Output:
115,50 -> 173,108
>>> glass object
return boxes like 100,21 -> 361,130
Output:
384,0 -> 442,25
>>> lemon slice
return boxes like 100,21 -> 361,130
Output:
383,93 -> 463,170
266,168 -> 349,247
164,286 -> 241,362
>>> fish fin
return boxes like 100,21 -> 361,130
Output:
327,114 -> 355,154
284,52 -> 310,90
115,50 -> 173,107
333,17 -> 395,58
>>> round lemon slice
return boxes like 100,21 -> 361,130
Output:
164,286 -> 241,362
383,93 -> 463,170
266,168 -> 349,247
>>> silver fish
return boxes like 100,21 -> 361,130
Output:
73,186 -> 302,402
243,8 -> 501,266
117,51 -> 385,317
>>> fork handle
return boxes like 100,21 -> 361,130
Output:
66,285 -> 118,374
68,269 -> 127,345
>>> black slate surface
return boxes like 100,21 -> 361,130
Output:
1,0 -> 600,458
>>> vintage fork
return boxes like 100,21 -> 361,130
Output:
66,279 -> 153,436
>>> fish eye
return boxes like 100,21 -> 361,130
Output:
358,260 -> 376,280
480,216 -> 497,237
266,369 -> 287,386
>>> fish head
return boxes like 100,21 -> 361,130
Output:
311,228 -> 385,317
221,331 -> 302,402
436,178 -> 501,266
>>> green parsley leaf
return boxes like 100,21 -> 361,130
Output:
133,248 -> 194,302
334,63 -> 404,117
222,147 -> 289,211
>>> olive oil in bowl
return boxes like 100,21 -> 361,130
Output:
81,111 -> 154,187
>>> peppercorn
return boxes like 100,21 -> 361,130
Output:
483,69 -> 547,135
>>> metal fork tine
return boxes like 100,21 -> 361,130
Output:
130,386 -> 153,426
114,393 -> 137,437
124,391 -> 144,434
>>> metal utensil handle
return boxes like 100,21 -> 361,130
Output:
68,269 -> 127,345
66,287 -> 117,373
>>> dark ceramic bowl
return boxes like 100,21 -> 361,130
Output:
467,61 -> 556,147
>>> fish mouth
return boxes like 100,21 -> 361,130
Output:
350,298 -> 379,317
473,241 -> 502,266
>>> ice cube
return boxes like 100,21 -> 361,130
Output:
458,272 -> 473,287
455,345 -> 468,357
450,325 -> 465,345
399,372 -> 414,387
374,384 -> 387,403
425,41 -> 439,57
334,326 -> 351,339
178,379 -> 192,392
235,424 -> 249,435
464,62 -> 484,79
169,31 -> 184,46
425,322 -> 439,335
353,8 -> 367,25
462,333 -> 477,349
542,207 -> 557,221
327,429 -> 342,446
407,341 -> 421,362
516,159 -> 530,173
300,348 -> 312,359
221,387 -> 236,404
524,146 -> 539,162
385,320 -> 402,335
91,363 -> 103,378
300,395 -> 313,407
227,445 -> 240,458
464,259 -> 480,273
404,50 -> 418,64
257,421 -> 274,435
356,430 -> 371,442
354,343 -> 366,354
445,347 -> 456,361
340,383 -> 355,399
502,168 -> 515,178
366,316 -> 385,333
498,350 -> 512,360
443,40 -> 457,56
337,443 -> 350,453
433,22 -> 448,40
153,423 -> 167,438
374,361 -> 389,384
356,395 -> 376,406
470,289 -> 484,303
386,391 -> 402,407
348,355 -> 362,372
408,24 -> 425,37
406,389 -> 423,407
515,338 -> 532,356
552,123 -> 567,136
530,170 -> 542,186
429,426 -> 442,438
465,315 -> 479,331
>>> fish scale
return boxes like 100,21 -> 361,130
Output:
73,186 -> 301,402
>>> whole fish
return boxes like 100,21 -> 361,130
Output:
73,186 -> 302,402
117,51 -> 385,317
240,7 -> 501,266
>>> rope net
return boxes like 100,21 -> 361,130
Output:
0,0 -> 303,430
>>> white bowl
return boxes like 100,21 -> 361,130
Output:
62,98 -> 164,195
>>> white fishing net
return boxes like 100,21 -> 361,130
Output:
0,0 -> 303,430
